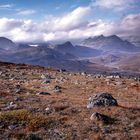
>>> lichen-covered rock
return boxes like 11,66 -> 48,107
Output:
87,92 -> 118,108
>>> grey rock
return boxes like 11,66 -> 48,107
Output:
15,88 -> 21,94
87,92 -> 118,108
0,122 -> 5,129
54,85 -> 62,93
15,84 -> 22,94
37,92 -> 51,95
42,79 -> 51,84
6,102 -> 17,110
8,124 -> 22,130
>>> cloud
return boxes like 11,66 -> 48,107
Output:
112,13 -> 140,37
0,6 -> 91,42
42,6 -> 91,32
17,10 -> 36,15
92,0 -> 137,11
0,5 -> 139,43
0,4 -> 13,8
0,18 -> 24,31
55,6 -> 62,10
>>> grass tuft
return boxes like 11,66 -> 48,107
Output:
0,109 -> 58,131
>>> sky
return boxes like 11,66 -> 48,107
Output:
0,0 -> 140,42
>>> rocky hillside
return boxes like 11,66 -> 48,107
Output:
0,61 -> 140,140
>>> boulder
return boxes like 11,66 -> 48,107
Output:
87,92 -> 118,108
90,112 -> 115,124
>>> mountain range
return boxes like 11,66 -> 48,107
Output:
0,35 -> 140,73
81,35 -> 140,52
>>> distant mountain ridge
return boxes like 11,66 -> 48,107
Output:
81,35 -> 140,52
53,41 -> 101,57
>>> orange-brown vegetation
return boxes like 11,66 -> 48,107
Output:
0,62 -> 139,140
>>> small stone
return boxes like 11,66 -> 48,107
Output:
45,107 -> 53,114
45,107 -> 50,111
14,97 -> 22,101
0,122 -> 4,129
59,69 -> 66,73
81,72 -> 86,76
41,74 -> 46,79
102,127 -> 111,134
37,92 -> 51,95
15,84 -> 22,94
8,124 -> 22,130
90,112 -> 115,124
42,79 -> 51,84
15,88 -> 21,94
54,85 -> 62,93
6,102 -> 17,110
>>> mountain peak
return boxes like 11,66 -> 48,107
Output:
0,37 -> 16,50
108,35 -> 122,41
0,37 -> 12,41
94,34 -> 105,39
86,35 -> 104,41
56,41 -> 74,50
63,41 -> 73,47
109,35 -> 118,38
87,35 -> 121,40
82,35 -> 123,44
